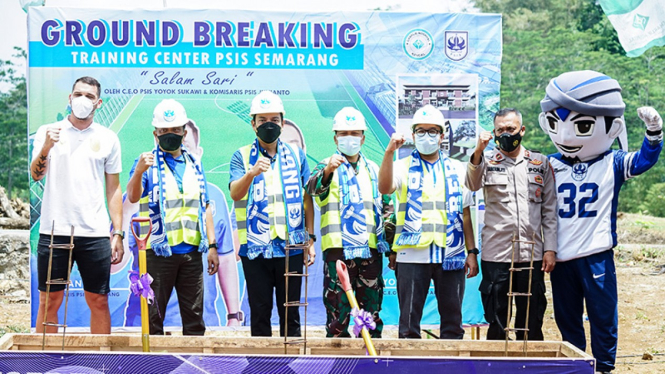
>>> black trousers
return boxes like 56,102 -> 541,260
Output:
241,253 -> 303,337
479,260 -> 547,341
146,250 -> 205,335
396,263 -> 465,339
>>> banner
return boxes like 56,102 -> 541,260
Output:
28,7 -> 502,330
600,0 -> 665,57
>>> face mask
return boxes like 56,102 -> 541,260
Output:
71,96 -> 95,120
495,131 -> 522,153
158,133 -> 184,152
414,134 -> 440,155
257,122 -> 281,144
337,135 -> 362,156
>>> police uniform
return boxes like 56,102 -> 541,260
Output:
466,147 -> 557,340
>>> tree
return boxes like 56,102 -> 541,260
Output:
473,0 -> 665,215
0,48 -> 28,200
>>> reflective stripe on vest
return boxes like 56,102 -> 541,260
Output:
234,145 -> 291,245
139,157 -> 202,249
316,157 -> 379,251
393,157 -> 447,249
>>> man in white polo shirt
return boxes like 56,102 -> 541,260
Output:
30,76 -> 124,334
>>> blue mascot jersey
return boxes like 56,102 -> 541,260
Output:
549,137 -> 662,261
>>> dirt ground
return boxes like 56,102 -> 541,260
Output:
1,214 -> 663,372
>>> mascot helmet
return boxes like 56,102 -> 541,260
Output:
539,70 -> 628,162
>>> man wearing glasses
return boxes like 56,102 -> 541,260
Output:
466,108 -> 557,341
379,105 -> 478,339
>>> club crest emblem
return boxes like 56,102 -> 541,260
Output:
444,31 -> 468,61
572,163 -> 588,181
287,204 -> 302,228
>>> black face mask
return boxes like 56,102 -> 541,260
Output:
495,131 -> 522,153
256,122 -> 282,144
158,133 -> 183,152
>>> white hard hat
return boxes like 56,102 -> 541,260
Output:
249,91 -> 285,117
412,104 -> 445,130
332,107 -> 367,132
152,99 -> 189,128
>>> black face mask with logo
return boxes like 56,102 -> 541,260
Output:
495,131 -> 522,153
256,122 -> 282,144
158,133 -> 184,152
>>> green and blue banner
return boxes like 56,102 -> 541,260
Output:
28,7 -> 502,331
600,0 -> 665,57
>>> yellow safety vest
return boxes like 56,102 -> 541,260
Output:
139,156 -> 202,249
393,156 -> 447,250
234,144 -> 296,245
317,157 -> 379,251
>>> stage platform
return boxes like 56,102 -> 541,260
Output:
0,334 -> 595,373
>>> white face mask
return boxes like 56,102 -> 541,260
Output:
414,134 -> 440,155
337,135 -> 362,156
71,96 -> 96,120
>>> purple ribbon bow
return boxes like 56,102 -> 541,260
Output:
351,307 -> 376,338
130,272 -> 155,305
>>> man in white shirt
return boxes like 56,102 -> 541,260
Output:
378,105 -> 478,339
30,76 -> 124,334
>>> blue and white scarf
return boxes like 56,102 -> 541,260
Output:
441,160 -> 466,271
246,139 -> 308,260
337,152 -> 390,260
145,145 -> 209,257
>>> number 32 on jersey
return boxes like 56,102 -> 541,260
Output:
558,182 -> 599,218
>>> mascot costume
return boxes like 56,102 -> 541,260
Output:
539,70 -> 663,373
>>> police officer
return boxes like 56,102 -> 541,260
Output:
306,107 -> 390,338
466,108 -> 557,341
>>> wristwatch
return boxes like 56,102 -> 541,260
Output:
309,234 -> 317,242
209,242 -> 218,250
227,311 -> 244,322
112,230 -> 125,239
467,248 -> 480,255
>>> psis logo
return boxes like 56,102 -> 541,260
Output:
572,163 -> 588,181
444,31 -> 468,61
403,29 -> 434,60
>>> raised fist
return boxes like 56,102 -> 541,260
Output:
475,131 -> 493,153
44,125 -> 62,151
324,154 -> 345,175
638,106 -> 663,132
250,157 -> 271,177
135,152 -> 155,174
386,133 -> 406,153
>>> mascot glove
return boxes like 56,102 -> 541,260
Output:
638,106 -> 663,131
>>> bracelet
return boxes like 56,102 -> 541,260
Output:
227,311 -> 244,322
112,230 -> 125,239
467,248 -> 479,255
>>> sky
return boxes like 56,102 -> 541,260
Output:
0,0 -> 476,91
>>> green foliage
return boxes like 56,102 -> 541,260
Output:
0,47 -> 28,200
640,183 -> 665,217
0,324 -> 29,338
474,0 -> 665,216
